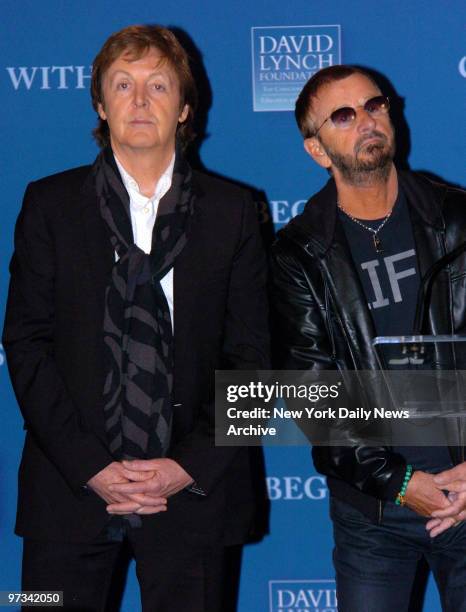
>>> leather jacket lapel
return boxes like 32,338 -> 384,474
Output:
282,179 -> 378,369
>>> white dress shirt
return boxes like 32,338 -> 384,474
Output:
114,154 -> 175,328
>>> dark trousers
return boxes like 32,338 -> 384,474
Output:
22,523 -> 240,612
331,496 -> 466,612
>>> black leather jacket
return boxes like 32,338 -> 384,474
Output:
271,170 -> 466,521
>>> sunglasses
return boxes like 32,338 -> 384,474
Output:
313,95 -> 390,136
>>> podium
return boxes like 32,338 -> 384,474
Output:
371,335 -> 466,448
373,334 -> 466,370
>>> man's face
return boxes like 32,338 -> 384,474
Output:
304,74 -> 395,184
97,47 -> 188,157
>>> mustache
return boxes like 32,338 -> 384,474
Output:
355,131 -> 388,152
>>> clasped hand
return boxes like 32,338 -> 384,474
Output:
404,465 -> 466,537
87,459 -> 194,515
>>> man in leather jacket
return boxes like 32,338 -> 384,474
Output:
271,65 -> 466,611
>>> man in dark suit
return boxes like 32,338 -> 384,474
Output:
2,24 -> 269,611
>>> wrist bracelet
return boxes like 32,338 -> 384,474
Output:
395,464 -> 413,506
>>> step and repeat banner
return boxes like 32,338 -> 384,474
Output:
1,1 -> 464,610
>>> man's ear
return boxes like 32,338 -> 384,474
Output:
97,102 -> 107,121
304,137 -> 331,169
178,104 -> 189,124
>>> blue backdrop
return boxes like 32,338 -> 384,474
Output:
1,2 -> 465,610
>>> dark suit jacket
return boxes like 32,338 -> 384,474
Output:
3,162 -> 269,545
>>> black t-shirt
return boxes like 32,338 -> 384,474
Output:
339,189 -> 451,472
339,189 -> 419,336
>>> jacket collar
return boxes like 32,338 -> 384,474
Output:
80,147 -> 204,202
281,170 -> 447,255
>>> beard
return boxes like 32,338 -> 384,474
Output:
321,129 -> 396,185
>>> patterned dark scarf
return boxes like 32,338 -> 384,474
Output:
93,147 -> 195,462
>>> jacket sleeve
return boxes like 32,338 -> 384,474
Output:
270,240 -> 336,370
2,183 -> 114,495
169,192 -> 270,494
270,238 -> 406,501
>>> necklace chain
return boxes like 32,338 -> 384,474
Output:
337,202 -> 393,253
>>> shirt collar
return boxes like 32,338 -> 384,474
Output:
114,153 -> 175,202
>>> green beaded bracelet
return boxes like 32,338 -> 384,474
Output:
395,464 -> 413,506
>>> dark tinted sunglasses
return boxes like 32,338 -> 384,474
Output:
313,95 -> 390,136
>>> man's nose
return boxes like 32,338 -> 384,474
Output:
132,84 -> 148,108
356,107 -> 377,132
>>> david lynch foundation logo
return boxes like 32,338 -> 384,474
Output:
269,580 -> 337,611
251,25 -> 341,112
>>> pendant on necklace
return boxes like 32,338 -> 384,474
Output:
373,234 -> 383,253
